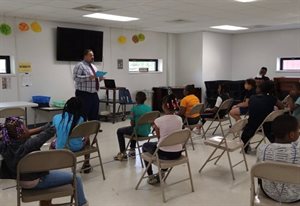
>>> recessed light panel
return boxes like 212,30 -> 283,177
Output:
210,25 -> 249,31
83,13 -> 139,22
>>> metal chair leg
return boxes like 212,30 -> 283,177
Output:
199,147 -> 218,173
226,150 -> 235,180
214,150 -> 225,165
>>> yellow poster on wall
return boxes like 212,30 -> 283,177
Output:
18,62 -> 32,73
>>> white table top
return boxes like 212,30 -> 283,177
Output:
0,101 -> 38,109
36,107 -> 63,111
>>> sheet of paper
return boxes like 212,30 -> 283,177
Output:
21,73 -> 32,87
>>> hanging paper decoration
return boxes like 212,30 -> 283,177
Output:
118,35 -> 127,44
132,34 -> 139,44
138,33 -> 145,42
18,22 -> 30,32
0,23 -> 12,35
31,21 -> 42,33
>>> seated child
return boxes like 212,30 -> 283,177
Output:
114,91 -> 152,161
142,94 -> 183,185
0,117 -> 88,206
51,97 -> 91,173
241,81 -> 284,153
286,83 -> 300,122
178,84 -> 200,125
201,83 -> 230,124
257,114 -> 300,203
230,79 -> 256,121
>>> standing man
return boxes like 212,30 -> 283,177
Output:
73,49 -> 102,121
255,67 -> 270,81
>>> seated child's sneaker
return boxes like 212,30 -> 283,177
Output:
147,174 -> 160,185
114,152 -> 128,161
80,163 -> 93,174
128,148 -> 136,159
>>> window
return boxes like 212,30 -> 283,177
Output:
129,59 -> 162,73
278,57 -> 300,72
0,56 -> 11,74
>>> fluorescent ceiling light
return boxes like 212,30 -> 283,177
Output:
83,13 -> 139,22
235,0 -> 257,2
210,25 -> 248,31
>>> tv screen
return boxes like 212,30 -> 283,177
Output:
56,27 -> 103,62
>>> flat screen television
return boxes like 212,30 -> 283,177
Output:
56,27 -> 103,62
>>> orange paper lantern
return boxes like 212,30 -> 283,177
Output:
18,22 -> 29,32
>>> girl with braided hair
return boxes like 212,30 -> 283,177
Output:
142,94 -> 183,185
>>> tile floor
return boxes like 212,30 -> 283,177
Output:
0,120 -> 258,206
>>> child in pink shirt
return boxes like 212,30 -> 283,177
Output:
142,94 -> 183,185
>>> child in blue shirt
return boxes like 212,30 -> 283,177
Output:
114,91 -> 152,161
51,97 -> 91,173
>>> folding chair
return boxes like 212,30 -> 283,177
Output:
67,120 -> 105,180
135,129 -> 194,203
199,119 -> 249,180
117,88 -> 136,121
0,108 -> 26,124
244,109 -> 286,151
16,150 -> 77,206
124,111 -> 160,167
250,161 -> 300,206
184,103 -> 205,150
202,98 -> 234,138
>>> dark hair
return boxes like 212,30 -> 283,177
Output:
83,49 -> 93,56
261,67 -> 268,71
245,78 -> 256,89
219,83 -> 229,94
258,80 -> 276,96
294,82 -> 300,91
135,91 -> 147,104
272,114 -> 298,140
185,84 -> 195,95
162,94 -> 179,112
60,97 -> 85,135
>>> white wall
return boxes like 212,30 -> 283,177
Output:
232,29 -> 300,80
174,32 -> 203,87
0,17 -> 170,124
202,32 -> 232,81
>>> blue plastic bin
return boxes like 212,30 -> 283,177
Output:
32,96 -> 51,107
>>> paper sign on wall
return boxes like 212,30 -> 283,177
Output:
21,73 -> 32,87
1,77 -> 11,89
18,62 -> 32,73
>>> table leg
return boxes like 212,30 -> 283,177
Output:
34,109 -> 37,127
113,89 -> 116,123
25,107 -> 28,126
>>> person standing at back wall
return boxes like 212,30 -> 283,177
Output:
73,49 -> 103,120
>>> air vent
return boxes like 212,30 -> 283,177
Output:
73,4 -> 113,12
167,19 -> 192,24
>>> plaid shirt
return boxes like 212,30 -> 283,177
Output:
73,61 -> 98,93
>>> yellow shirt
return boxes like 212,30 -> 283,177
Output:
180,94 -> 200,118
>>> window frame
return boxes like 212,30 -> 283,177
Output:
128,59 -> 159,73
0,56 -> 11,74
278,57 -> 300,72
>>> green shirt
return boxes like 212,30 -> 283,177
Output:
131,104 -> 152,136
293,97 -> 300,122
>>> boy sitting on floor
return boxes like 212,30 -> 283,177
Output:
257,114 -> 300,203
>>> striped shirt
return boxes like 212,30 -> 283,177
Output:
73,61 -> 98,93
257,141 -> 300,203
